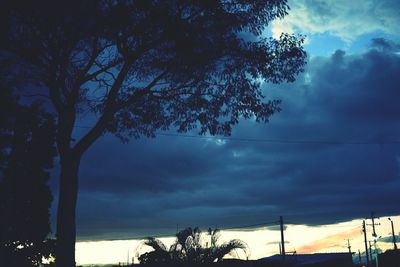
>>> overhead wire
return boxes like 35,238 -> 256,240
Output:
156,132 -> 400,145
73,125 -> 400,145
79,220 -> 280,242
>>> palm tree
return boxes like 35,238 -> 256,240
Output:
136,227 -> 249,264
136,237 -> 171,264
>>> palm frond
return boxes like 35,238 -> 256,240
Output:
137,227 -> 250,264
210,228 -> 221,246
143,237 -> 168,252
211,239 -> 248,262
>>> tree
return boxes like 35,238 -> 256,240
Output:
137,227 -> 248,264
1,1 -> 306,266
0,84 -> 56,266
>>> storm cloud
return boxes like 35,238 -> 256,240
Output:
271,0 -> 400,41
49,40 -> 400,241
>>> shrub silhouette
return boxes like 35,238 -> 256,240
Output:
137,227 -> 248,264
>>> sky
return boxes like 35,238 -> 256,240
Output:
46,0 -> 400,264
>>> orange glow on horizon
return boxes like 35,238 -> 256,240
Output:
75,215 -> 400,265
297,227 -> 360,253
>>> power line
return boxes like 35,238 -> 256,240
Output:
78,220 -> 279,242
73,125 -> 400,145
221,221 -> 278,231
156,133 -> 400,145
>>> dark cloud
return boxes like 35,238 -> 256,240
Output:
272,0 -> 400,42
371,38 -> 400,53
50,41 -> 400,240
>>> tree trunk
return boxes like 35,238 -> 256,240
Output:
56,152 -> 81,267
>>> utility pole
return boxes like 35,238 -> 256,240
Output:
373,239 -> 380,267
279,216 -> 286,258
346,239 -> 352,254
127,249 -> 130,266
369,241 -> 374,263
369,211 -> 380,238
369,240 -> 379,267
388,218 -> 398,250
363,220 -> 370,267
367,212 -> 381,267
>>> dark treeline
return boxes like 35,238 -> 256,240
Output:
0,77 -> 56,265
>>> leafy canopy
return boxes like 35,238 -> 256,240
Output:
2,0 -> 306,149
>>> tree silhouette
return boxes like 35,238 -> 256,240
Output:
137,227 -> 248,264
1,1 -> 306,266
0,85 -> 56,266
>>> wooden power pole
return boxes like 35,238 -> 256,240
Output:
346,239 -> 352,254
279,216 -> 285,258
363,220 -> 370,267
389,218 -> 398,250
369,211 -> 380,238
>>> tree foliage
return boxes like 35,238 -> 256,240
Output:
1,1 -> 306,266
0,85 -> 56,266
2,0 -> 306,144
137,227 -> 248,264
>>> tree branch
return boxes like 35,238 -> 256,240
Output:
75,36 -> 101,84
82,58 -> 123,84
21,93 -> 51,100
119,70 -> 169,109
73,61 -> 132,155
